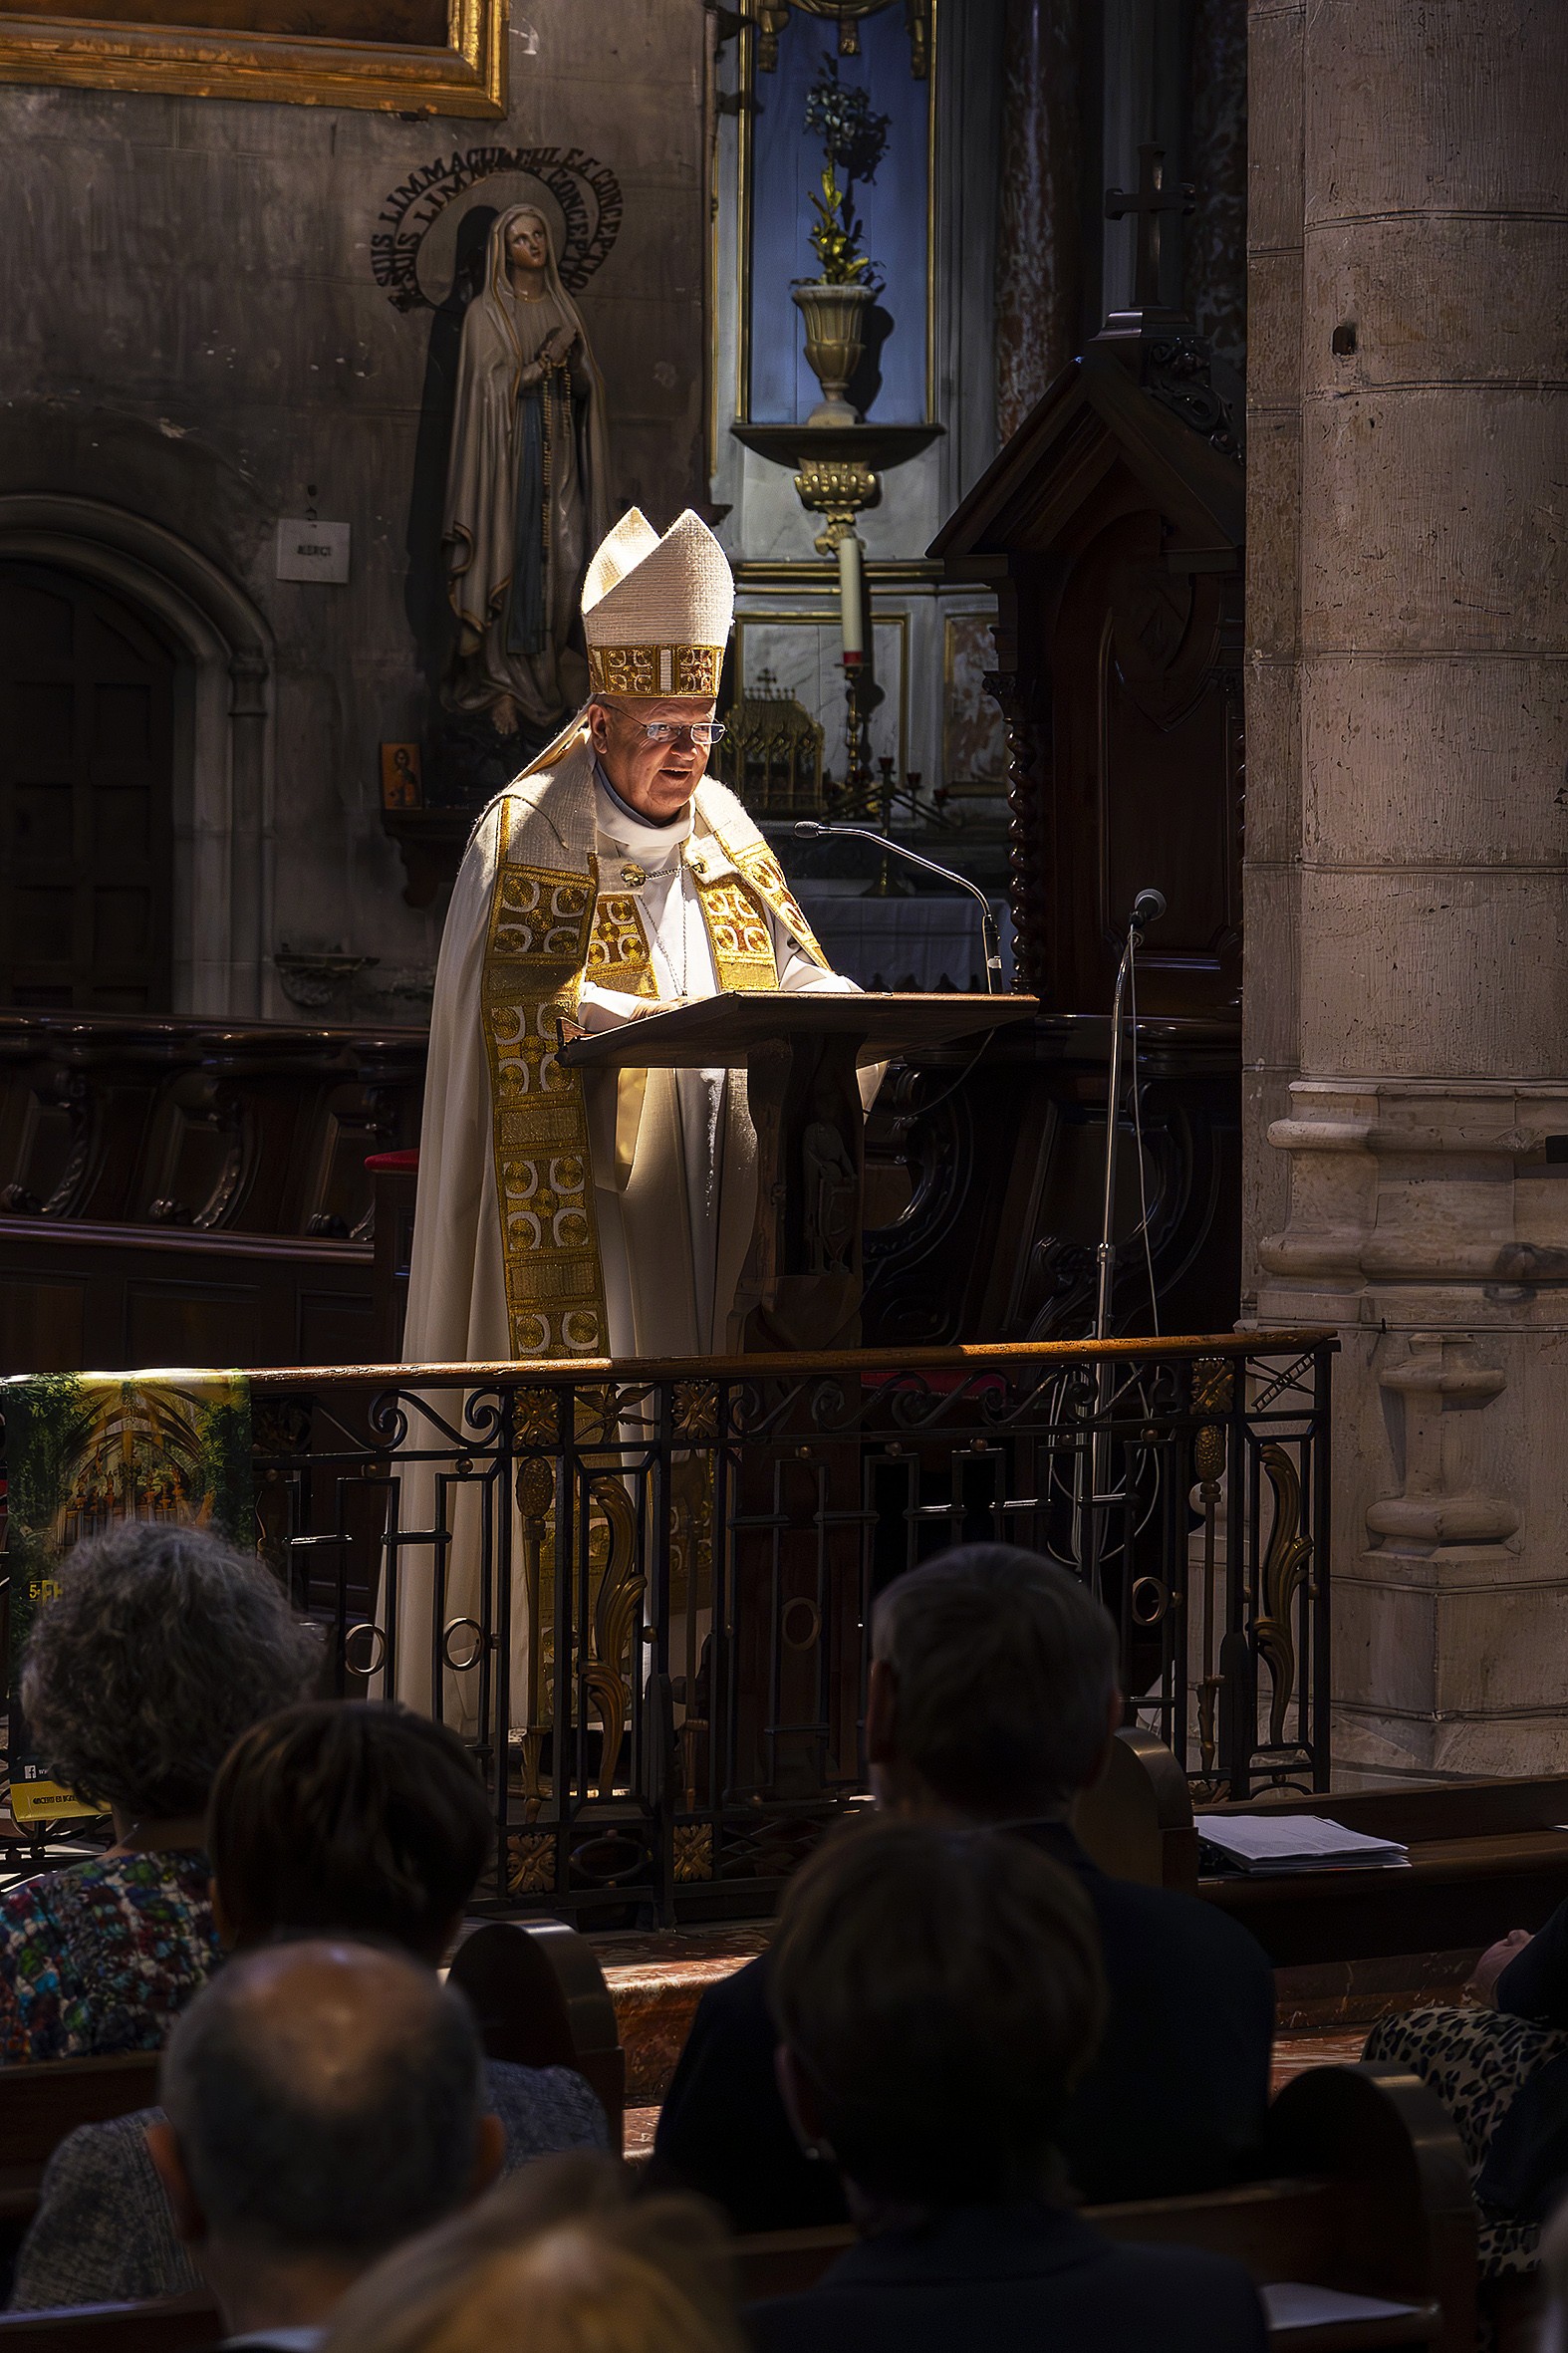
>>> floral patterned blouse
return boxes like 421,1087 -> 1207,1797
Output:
0,1850 -> 219,2065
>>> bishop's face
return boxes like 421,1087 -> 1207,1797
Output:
588,696 -> 717,826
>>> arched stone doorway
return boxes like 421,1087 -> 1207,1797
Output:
0,562 -> 176,1011
0,496 -> 273,1017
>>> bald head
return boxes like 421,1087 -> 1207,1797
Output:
161,1941 -> 483,2258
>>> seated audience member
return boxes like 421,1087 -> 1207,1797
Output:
0,1523 -> 319,2064
1360,1905 -> 1568,2283
147,1939 -> 505,2352
12,1701 -> 607,2312
747,1817 -> 1267,2353
321,2152 -> 741,2353
652,1544 -> 1273,2227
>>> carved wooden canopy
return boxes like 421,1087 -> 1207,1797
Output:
930,314 -> 1245,1022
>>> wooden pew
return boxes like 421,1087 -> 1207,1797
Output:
0,1009 -> 423,1376
448,1919 -> 628,2156
735,2064 -> 1477,2353
1198,1777 -> 1568,1970
0,2056 -> 160,2246
1079,1730 -> 1568,1973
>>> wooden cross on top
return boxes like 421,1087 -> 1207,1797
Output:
1105,144 -> 1195,309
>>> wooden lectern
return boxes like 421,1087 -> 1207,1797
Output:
561,992 -> 1039,1350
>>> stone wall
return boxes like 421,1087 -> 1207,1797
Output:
1247,0 -> 1568,1775
0,2 -> 706,1016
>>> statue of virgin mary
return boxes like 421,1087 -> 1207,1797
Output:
440,203 -> 612,740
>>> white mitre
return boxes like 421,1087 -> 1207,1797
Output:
582,506 -> 735,700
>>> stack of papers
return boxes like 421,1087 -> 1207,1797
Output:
1194,1813 -> 1410,1874
1261,2283 -> 1421,2329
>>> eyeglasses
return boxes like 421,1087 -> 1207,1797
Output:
637,720 -> 726,747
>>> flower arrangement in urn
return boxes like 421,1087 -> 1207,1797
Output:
793,55 -> 891,424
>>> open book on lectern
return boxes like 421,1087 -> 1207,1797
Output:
557,990 -> 1041,1072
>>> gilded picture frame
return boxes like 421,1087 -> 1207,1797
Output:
0,0 -> 505,115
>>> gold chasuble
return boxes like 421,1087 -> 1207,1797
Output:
464,738 -> 836,1365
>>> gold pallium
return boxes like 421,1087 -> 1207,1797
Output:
585,861 -> 793,995
481,808 -> 609,1361
587,645 -> 723,698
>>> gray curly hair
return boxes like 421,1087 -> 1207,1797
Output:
21,1522 -> 321,1822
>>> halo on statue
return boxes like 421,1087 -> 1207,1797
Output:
415,177 -> 570,308
373,142 -> 623,315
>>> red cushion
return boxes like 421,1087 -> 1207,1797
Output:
365,1150 -> 419,1173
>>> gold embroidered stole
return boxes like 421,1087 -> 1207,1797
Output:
483,795 -> 823,1354
584,861 -> 786,994
728,843 -> 831,971
480,804 -> 609,1360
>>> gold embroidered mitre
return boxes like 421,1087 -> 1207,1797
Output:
582,507 -> 734,701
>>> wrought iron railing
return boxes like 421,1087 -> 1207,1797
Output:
247,1329 -> 1334,1926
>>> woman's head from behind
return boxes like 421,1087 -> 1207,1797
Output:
208,1700 -> 495,1962
322,2153 -> 742,2353
768,1815 -> 1105,2210
21,1522 -> 319,1826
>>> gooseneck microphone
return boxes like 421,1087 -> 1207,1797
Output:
1129,888 -> 1167,929
793,820 -> 1002,994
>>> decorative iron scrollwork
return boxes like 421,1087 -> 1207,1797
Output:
1254,1443 -> 1314,1749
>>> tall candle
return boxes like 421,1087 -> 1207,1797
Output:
838,530 -> 865,662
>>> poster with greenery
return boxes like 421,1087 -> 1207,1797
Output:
2,1373 -> 252,1826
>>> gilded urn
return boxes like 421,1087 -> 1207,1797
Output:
791,281 -> 874,425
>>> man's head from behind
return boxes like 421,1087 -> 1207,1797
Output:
769,1817 -> 1104,2212
868,1544 -> 1122,1821
150,1942 -> 503,2331
207,1700 -> 494,1962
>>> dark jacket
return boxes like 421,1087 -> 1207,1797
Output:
651,1821 -> 1274,2230
1467,1902 -> 1568,2218
1496,1903 -> 1568,2025
745,2200 -> 1269,2353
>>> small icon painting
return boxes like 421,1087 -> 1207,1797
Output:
381,743 -> 423,811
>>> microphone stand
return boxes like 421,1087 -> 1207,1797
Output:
793,820 -> 1002,994
1082,888 -> 1167,1598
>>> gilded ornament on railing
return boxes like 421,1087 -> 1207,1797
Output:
583,1475 -> 645,1801
673,1824 -> 715,1883
1254,1443 -> 1313,1751
507,1830 -> 556,1896
673,1382 -> 720,1445
513,1387 -> 559,1446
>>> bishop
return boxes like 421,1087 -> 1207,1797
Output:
403,506 -> 864,1368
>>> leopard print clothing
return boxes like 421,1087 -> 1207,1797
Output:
1362,2004 -> 1568,2278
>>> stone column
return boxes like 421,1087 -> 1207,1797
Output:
1239,0 -> 1303,1303
993,0 -> 1082,442
1255,0 -> 1568,1775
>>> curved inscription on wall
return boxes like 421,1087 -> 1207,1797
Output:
372,144 -> 623,312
